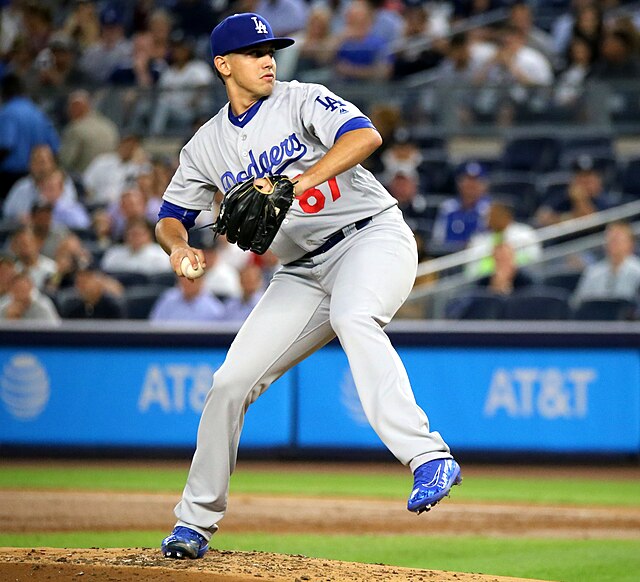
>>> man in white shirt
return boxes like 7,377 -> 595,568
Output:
82,135 -> 147,205
149,35 -> 214,135
101,217 -> 172,275
572,221 -> 640,308
8,226 -> 57,290
474,24 -> 553,124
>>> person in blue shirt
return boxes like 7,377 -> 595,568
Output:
0,73 -> 60,201
429,161 -> 492,254
150,272 -> 226,325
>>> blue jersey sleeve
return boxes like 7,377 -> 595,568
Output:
334,116 -> 376,143
158,200 -> 201,230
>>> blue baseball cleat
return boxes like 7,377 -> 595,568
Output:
407,458 -> 462,514
161,526 -> 208,559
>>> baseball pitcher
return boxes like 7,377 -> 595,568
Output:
156,12 -> 461,560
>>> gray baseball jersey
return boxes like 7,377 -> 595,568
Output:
163,80 -> 396,264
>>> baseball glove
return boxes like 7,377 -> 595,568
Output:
212,175 -> 295,254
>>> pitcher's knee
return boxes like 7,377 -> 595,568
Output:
330,310 -> 384,337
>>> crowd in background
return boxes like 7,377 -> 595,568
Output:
1,0 -> 640,323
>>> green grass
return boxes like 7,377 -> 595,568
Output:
0,466 -> 638,507
1,531 -> 639,582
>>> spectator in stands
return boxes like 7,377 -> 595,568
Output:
0,270 -> 59,322
21,2 -> 54,63
82,134 -> 147,206
63,263 -> 125,319
362,102 -> 402,174
108,187 -> 158,242
79,5 -> 133,85
223,263 -> 266,322
30,200 -> 70,260
59,90 -> 120,175
38,169 -> 91,230
591,28 -> 640,80
571,221 -> 640,307
295,5 -> 337,75
62,0 -> 101,52
0,252 -> 18,300
380,128 -> 423,182
507,1 -> 555,63
553,35 -> 594,110
385,167 -> 431,257
333,0 -> 393,82
466,199 -> 542,278
243,0 -> 310,37
148,33 -> 214,135
90,207 -> 115,257
475,241 -> 536,295
392,4 -> 446,79
430,161 -> 491,254
150,272 -> 226,324
44,232 -> 94,296
571,3 -> 603,64
552,0 -> 599,59
367,0 -> 404,49
101,217 -> 172,275
474,24 -> 553,125
3,144 -> 78,222
0,73 -> 59,200
535,155 -> 614,227
8,225 -> 57,289
33,33 -> 90,93
434,31 -> 497,124
0,0 -> 23,59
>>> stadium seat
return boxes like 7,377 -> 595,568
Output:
418,155 -> 455,194
147,271 -> 178,288
503,286 -> 571,320
619,158 -> 640,197
573,299 -> 636,321
445,290 -> 506,320
104,271 -> 151,287
542,269 -> 583,293
489,172 -> 539,220
500,136 -> 561,173
124,285 -> 166,319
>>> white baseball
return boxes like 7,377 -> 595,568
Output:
180,256 -> 205,280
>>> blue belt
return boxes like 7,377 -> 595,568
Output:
300,216 -> 373,261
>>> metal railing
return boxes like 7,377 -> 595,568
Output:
406,199 -> 640,316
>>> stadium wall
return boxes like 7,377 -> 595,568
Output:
0,322 -> 638,455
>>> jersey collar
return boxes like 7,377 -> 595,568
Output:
228,97 -> 266,128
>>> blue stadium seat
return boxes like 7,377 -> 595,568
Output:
500,136 -> 561,173
573,299 -> 636,321
445,290 -> 506,320
620,158 -> 640,197
542,269 -> 583,293
503,286 -> 571,320
124,285 -> 166,319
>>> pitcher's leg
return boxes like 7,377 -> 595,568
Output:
328,225 -> 451,469
174,270 -> 334,539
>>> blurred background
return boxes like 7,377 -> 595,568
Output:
1,0 -> 639,460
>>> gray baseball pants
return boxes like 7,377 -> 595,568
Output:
174,208 -> 452,539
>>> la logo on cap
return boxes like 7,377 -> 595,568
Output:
252,16 -> 268,34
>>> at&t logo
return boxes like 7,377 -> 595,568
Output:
0,353 -> 50,420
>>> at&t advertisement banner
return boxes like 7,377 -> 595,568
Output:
1,345 -> 638,453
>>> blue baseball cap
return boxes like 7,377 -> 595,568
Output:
456,161 -> 487,179
210,13 -> 295,57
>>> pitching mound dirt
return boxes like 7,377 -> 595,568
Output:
0,548 -> 547,582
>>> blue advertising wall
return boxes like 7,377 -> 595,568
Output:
1,326 -> 639,454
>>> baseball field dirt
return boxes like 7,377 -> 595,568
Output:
1,461 -> 639,581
